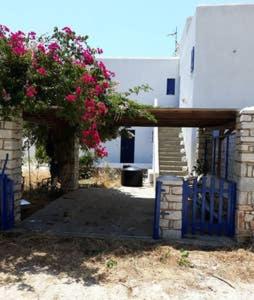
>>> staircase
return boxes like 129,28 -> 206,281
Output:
158,127 -> 188,177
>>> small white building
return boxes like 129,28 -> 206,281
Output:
100,58 -> 179,169
101,4 -> 254,172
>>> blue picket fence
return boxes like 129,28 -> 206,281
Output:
0,154 -> 14,230
182,176 -> 236,237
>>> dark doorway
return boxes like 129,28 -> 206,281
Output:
120,130 -> 135,163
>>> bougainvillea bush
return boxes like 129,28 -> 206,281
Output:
0,25 -> 152,159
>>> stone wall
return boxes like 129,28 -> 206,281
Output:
0,118 -> 23,222
234,108 -> 254,241
158,176 -> 183,239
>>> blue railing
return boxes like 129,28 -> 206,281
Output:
0,154 -> 14,230
182,176 -> 236,237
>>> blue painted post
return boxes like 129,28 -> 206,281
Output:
225,135 -> 230,180
153,180 -> 162,240
218,179 -> 224,235
201,176 -> 207,233
209,177 -> 216,234
230,182 -> 237,237
192,178 -> 198,235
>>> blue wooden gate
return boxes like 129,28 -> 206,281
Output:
153,180 -> 164,239
182,176 -> 236,237
0,155 -> 14,230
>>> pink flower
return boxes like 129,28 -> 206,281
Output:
102,81 -> 110,89
26,86 -> 37,98
82,73 -> 95,84
97,102 -> 108,115
9,31 -> 26,56
48,42 -> 60,52
62,26 -> 73,35
37,43 -> 46,53
81,125 -> 101,148
82,50 -> 94,65
75,86 -> 82,96
65,94 -> 77,102
95,146 -> 108,158
53,54 -> 62,64
98,61 -> 114,79
37,67 -> 47,76
94,84 -> 104,96
28,31 -> 36,40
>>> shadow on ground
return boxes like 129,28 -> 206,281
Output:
20,187 -> 155,238
0,232 -> 253,289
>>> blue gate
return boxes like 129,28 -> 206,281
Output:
153,180 -> 164,239
182,176 -> 236,237
0,154 -> 14,230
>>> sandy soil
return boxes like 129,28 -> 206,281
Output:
0,233 -> 253,299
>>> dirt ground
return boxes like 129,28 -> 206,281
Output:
20,186 -> 155,238
0,233 -> 253,299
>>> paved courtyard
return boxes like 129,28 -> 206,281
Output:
20,185 -> 155,238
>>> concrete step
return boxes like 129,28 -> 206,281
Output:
159,146 -> 184,152
159,150 -> 185,156
159,155 -> 186,162
160,170 -> 188,177
160,165 -> 185,171
159,160 -> 187,166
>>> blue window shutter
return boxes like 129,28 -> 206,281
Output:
191,47 -> 195,73
166,78 -> 175,95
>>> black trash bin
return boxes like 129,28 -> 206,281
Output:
121,166 -> 143,187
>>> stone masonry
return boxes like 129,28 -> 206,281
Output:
0,118 -> 23,222
234,107 -> 254,241
158,176 -> 183,239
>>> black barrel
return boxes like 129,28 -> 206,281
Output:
121,166 -> 143,187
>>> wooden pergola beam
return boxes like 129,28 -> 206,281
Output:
23,107 -> 238,129
116,108 -> 238,128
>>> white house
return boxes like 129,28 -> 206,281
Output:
100,58 -> 179,169
100,4 -> 254,172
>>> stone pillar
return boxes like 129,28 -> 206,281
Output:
0,119 -> 23,222
159,176 -> 183,239
235,107 -> 254,242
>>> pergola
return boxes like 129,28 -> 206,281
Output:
116,108 -> 238,128
23,107 -> 238,128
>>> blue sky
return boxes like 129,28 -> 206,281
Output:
0,0 -> 253,57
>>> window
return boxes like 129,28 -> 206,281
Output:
191,46 -> 195,73
166,78 -> 175,95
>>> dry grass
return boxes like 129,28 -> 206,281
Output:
79,167 -> 121,189
0,233 -> 253,287
22,167 -> 51,190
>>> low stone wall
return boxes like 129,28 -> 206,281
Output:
158,176 -> 183,239
0,118 -> 23,221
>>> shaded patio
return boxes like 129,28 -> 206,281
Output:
19,185 -> 155,238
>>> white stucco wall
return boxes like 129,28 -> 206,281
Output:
99,58 -> 180,168
179,4 -> 254,172
179,16 -> 197,171
193,4 -> 254,108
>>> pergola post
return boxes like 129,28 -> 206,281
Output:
0,118 -> 23,222
235,108 -> 254,242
